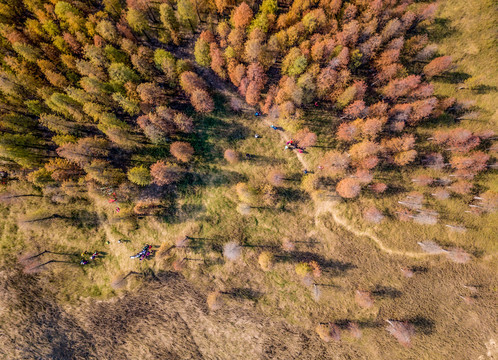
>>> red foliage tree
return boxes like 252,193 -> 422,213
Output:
180,71 -> 207,94
170,141 -> 194,162
423,56 -> 452,78
228,63 -> 246,87
295,128 -> 317,148
210,43 -> 226,79
190,89 -> 214,113
150,160 -> 183,185
336,178 -> 361,198
232,2 -> 253,28
337,122 -> 359,142
245,81 -> 262,105
344,100 -> 367,118
224,149 -> 239,164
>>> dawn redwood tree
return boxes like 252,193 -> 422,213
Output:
336,178 -> 361,198
228,62 -> 246,87
268,169 -> 285,186
232,2 -> 253,29
56,137 -> 109,167
194,38 -> 211,67
170,141 -> 194,162
356,169 -> 373,183
337,122 -> 359,142
320,151 -> 350,174
136,82 -> 166,105
363,206 -> 384,223
294,128 -> 317,148
210,43 -> 226,79
423,56 -> 452,78
180,71 -> 207,94
127,165 -> 151,186
344,100 -> 367,118
150,160 -> 183,185
190,89 -> 214,113
369,182 -> 387,194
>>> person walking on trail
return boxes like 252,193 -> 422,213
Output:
304,169 -> 308,174
90,251 -> 99,260
80,259 -> 89,265
270,125 -> 277,130
255,112 -> 260,116
116,207 -> 120,213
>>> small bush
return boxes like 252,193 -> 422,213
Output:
295,262 -> 312,277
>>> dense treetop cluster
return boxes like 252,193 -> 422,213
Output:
0,0 -> 495,212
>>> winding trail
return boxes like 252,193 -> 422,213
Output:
171,48 -> 435,259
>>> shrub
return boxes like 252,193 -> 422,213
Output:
355,290 -> 374,308
258,251 -> 274,271
268,169 -> 285,186
386,320 -> 415,347
223,242 -> 242,261
316,323 -> 341,342
295,262 -> 312,276
224,149 -> 239,164
207,291 -> 223,310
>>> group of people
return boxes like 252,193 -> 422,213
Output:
130,244 -> 152,261
80,251 -> 99,266
284,139 -> 305,153
101,187 -> 120,213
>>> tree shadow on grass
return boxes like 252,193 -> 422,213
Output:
436,71 -> 472,84
372,285 -> 402,299
335,319 -> 382,329
226,287 -> 263,301
470,84 -> 498,94
278,187 -> 310,203
427,18 -> 458,42
279,251 -> 356,275
408,315 -> 435,335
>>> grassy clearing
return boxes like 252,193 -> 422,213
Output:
429,0 -> 498,129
